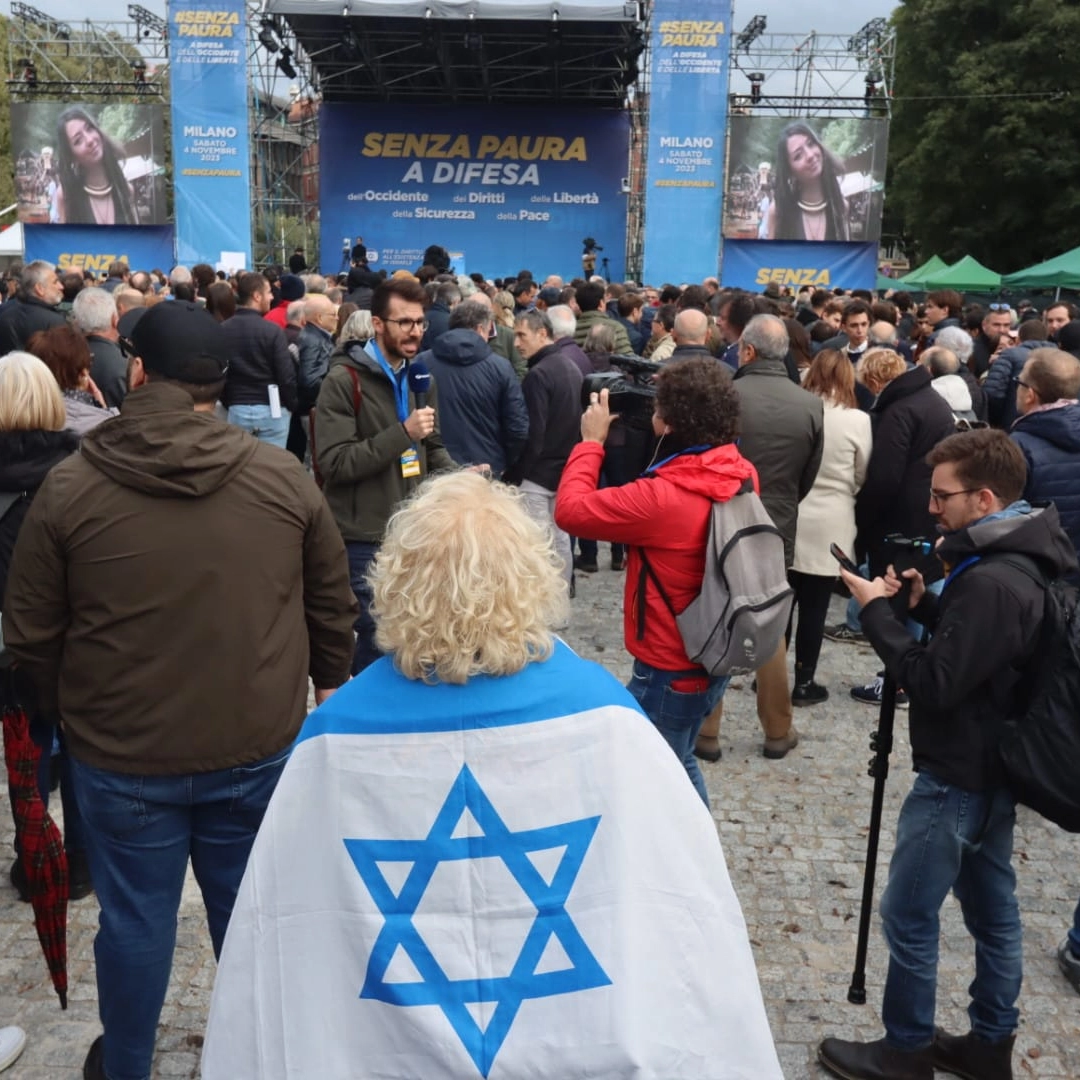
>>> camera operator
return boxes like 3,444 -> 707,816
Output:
818,428 -> 1077,1080
555,357 -> 757,806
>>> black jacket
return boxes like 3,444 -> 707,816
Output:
732,357 -> 824,566
504,342 -> 583,490
856,366 -> 956,569
297,324 -> 334,413
418,330 -> 529,477
956,363 -> 989,423
220,307 -> 297,413
970,330 -> 997,378
0,429 -> 79,613
420,302 -> 453,352
860,505 -> 1077,791
983,340 -> 1053,428
0,295 -> 66,353
87,334 -> 128,409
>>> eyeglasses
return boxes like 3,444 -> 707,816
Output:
929,488 -> 979,507
1016,378 -> 1032,390
382,317 -> 428,332
987,303 -> 1010,312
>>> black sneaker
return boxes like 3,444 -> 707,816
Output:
824,623 -> 867,645
850,675 -> 909,708
792,681 -> 829,706
1058,938 -> 1080,994
573,554 -> 598,573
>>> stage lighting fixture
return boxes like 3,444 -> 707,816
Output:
747,71 -> 765,103
342,28 -> 362,61
847,17 -> 888,56
128,4 -> 167,37
735,14 -> 766,52
259,17 -> 280,53
277,47 -> 297,79
622,2 -> 637,18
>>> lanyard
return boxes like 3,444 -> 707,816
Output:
943,554 -> 980,590
644,444 -> 711,474
367,341 -> 410,423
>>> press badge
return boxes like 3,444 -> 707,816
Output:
400,447 -> 421,478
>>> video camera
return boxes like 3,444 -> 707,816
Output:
581,354 -> 660,432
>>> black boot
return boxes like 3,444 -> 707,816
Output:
83,1035 -> 106,1080
818,1036 -> 933,1080
932,1028 -> 1015,1080
792,663 -> 828,706
68,850 -> 95,901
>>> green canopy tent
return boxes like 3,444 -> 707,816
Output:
919,255 -> 1001,292
876,272 -> 897,291
897,254 -> 947,287
1002,246 -> 1080,291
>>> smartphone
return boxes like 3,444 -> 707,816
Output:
830,542 -> 861,576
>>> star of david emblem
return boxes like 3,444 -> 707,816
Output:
344,764 -> 610,1077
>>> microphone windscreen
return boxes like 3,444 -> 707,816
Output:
407,361 -> 432,396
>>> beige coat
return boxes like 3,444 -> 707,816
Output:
792,399 -> 872,576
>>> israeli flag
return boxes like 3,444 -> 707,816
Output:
202,642 -> 782,1079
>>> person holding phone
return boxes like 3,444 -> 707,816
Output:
789,350 -> 871,704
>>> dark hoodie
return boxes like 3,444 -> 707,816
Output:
417,329 -> 528,477
1012,403 -> 1080,561
3,382 -> 357,774
860,504 -> 1077,791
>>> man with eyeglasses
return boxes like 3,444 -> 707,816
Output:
820,427 -> 1076,1080
313,276 -> 455,674
971,304 -> 1015,378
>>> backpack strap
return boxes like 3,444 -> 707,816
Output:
636,547 -> 678,641
311,367 -> 363,489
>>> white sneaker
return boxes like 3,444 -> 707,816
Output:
0,1027 -> 27,1072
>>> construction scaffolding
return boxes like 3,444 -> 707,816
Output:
245,3 -> 320,267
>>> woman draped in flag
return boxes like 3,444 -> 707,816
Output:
203,471 -> 782,1080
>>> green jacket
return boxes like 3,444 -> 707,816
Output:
573,309 -> 634,355
313,341 -> 455,543
490,323 -> 526,379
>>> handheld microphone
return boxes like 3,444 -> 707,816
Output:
407,361 -> 432,409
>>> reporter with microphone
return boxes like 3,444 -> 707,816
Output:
313,277 -> 455,674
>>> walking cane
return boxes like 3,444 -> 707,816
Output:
847,670 -> 897,1003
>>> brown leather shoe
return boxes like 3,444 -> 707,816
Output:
818,1036 -> 932,1079
932,1028 -> 1014,1080
762,726 -> 799,760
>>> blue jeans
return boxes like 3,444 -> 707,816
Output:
346,540 -> 381,675
626,660 -> 728,807
880,771 -> 1021,1049
70,747 -> 291,1080
226,403 -> 290,449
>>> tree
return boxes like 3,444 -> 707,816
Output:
887,0 -> 1080,272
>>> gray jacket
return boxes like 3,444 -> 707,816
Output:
732,357 -> 824,565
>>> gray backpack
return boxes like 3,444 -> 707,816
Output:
638,480 -> 794,676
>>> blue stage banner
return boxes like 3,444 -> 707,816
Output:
168,0 -> 252,268
25,225 -> 176,274
721,240 -> 878,292
319,105 -> 629,281
642,3 -> 733,284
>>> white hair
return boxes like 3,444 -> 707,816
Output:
934,325 -> 974,364
547,304 -> 577,340
72,287 -> 117,334
169,265 -> 192,285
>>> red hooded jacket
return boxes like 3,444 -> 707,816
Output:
556,441 -> 758,672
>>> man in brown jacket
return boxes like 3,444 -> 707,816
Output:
3,301 -> 357,1080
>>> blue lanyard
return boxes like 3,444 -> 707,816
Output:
645,444 -> 711,474
367,341 -> 410,423
943,554 -> 980,590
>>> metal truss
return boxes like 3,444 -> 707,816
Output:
7,3 -> 168,100
728,21 -> 897,119
246,3 -> 321,267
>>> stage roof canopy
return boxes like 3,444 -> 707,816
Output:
266,0 -> 643,105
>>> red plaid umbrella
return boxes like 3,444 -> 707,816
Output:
2,704 -> 68,1009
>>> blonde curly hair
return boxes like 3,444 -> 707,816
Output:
857,348 -> 907,391
369,471 -> 569,684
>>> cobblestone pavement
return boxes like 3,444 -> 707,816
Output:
3,565 -> 1079,1077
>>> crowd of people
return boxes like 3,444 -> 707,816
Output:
1,244 -> 1080,1079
